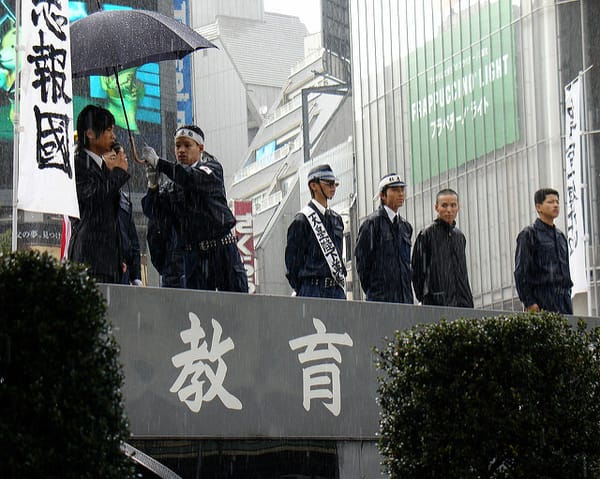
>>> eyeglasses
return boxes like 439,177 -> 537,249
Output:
320,180 -> 339,187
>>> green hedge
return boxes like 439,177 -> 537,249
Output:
376,312 -> 600,478
0,251 -> 134,479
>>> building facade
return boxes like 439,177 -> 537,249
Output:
191,0 -> 307,186
350,0 -> 600,314
228,33 -> 354,296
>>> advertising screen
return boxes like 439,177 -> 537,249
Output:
0,0 -> 167,190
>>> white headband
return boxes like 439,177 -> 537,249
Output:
174,127 -> 204,145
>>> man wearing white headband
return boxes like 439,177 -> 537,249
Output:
141,125 -> 248,292
355,173 -> 414,303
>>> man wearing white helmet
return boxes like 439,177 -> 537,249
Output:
355,173 -> 413,303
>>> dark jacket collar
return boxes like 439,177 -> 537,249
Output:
534,217 -> 556,231
434,217 -> 456,230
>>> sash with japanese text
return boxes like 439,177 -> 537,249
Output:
17,0 -> 79,217
301,205 -> 345,288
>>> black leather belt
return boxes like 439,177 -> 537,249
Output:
305,277 -> 338,288
184,233 -> 237,252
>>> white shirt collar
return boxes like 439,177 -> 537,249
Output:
85,149 -> 104,169
311,198 -> 328,215
383,205 -> 398,222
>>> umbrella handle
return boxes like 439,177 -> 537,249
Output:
129,132 -> 143,165
113,66 -> 145,165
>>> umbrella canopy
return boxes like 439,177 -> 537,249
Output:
70,9 -> 216,78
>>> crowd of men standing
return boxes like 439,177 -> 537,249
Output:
68,104 -> 573,315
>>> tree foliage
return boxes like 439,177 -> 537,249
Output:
376,312 -> 600,478
0,251 -> 134,479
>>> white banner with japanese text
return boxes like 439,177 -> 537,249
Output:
564,76 -> 586,295
17,1 -> 79,218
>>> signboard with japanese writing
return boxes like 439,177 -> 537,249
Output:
408,0 -> 519,184
322,0 -> 350,84
103,285 -> 486,438
17,0 -> 79,217
233,200 -> 257,294
564,76 -> 586,295
174,0 -> 193,127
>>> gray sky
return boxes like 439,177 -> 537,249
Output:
263,0 -> 321,33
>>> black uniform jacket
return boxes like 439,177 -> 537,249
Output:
411,218 -> 474,308
285,201 -> 345,292
355,205 -> 413,303
142,153 -> 235,287
514,218 -> 573,310
69,150 -> 130,283
143,154 -> 235,246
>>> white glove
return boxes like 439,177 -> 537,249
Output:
142,145 -> 159,168
146,164 -> 158,189
132,279 -> 143,286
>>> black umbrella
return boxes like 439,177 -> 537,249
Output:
70,8 -> 217,161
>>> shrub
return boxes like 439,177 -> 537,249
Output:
376,312 -> 600,478
0,251 -> 134,479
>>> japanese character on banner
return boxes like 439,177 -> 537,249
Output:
18,0 -> 79,218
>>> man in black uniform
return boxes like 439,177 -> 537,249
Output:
411,188 -> 473,308
141,125 -> 248,292
355,173 -> 413,303
69,105 -> 129,284
514,188 -> 573,314
285,164 -> 346,299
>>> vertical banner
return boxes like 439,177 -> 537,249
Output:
17,0 -> 79,217
233,200 -> 256,294
564,76 -> 586,295
174,0 -> 193,127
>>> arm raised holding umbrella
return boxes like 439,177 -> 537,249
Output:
70,9 -> 217,164
141,125 -> 248,292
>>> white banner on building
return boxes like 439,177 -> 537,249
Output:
564,76 -> 586,295
17,2 -> 79,218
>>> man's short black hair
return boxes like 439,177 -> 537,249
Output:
534,188 -> 559,205
436,188 -> 459,203
76,104 -> 115,151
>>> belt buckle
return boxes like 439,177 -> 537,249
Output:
198,240 -> 210,251
324,277 -> 334,288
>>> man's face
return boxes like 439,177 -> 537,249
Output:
175,137 -> 203,165
87,125 -> 115,154
536,194 -> 560,223
381,186 -> 405,212
434,193 -> 460,224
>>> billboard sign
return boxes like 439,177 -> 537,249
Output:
408,0 -> 519,183
174,0 -> 193,127
233,200 -> 256,294
322,0 -> 350,84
